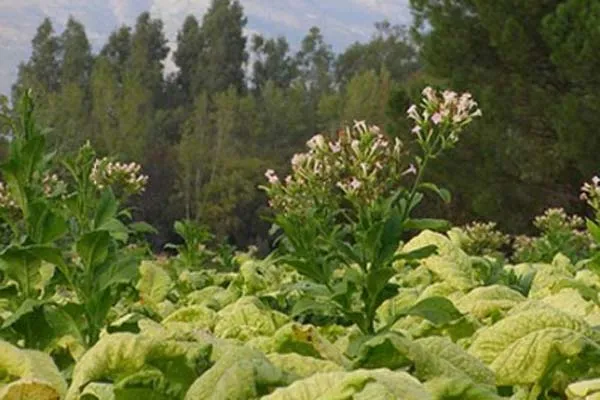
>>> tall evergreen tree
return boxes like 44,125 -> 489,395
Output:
12,18 -> 61,101
251,35 -> 297,91
100,26 -> 132,82
296,27 -> 334,95
197,0 -> 248,95
174,15 -> 203,101
129,12 -> 169,105
60,17 -> 93,86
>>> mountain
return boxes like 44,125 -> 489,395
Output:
0,0 -> 412,97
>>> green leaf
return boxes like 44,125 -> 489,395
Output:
0,339 -> 67,399
405,218 -> 450,232
419,182 -> 452,203
395,244 -> 438,262
27,201 -> 68,244
1,298 -> 44,329
406,296 -> 464,326
94,189 -> 118,230
129,222 -> 158,234
291,297 -> 336,318
587,219 -> 600,243
77,230 -> 111,270
136,261 -> 172,305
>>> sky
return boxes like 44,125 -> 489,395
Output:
0,0 -> 412,96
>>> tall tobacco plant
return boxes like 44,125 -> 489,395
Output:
0,91 -> 150,353
262,87 -> 482,334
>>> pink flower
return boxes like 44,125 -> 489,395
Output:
431,113 -> 443,125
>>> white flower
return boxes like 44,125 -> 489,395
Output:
307,134 -> 326,150
353,120 -> 368,134
402,164 -> 417,176
265,169 -> 279,184
349,177 -> 362,190
422,87 -> 438,103
329,141 -> 341,153
351,139 -> 360,154
407,105 -> 420,121
291,153 -> 308,169
431,113 -> 443,125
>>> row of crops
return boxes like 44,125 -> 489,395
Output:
2,89 -> 600,399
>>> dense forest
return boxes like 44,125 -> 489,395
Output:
1,0 -> 598,250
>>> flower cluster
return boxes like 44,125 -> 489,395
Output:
407,87 -> 482,156
262,120 -> 410,214
533,208 -> 584,233
581,176 -> 600,211
90,158 -> 148,194
512,208 -> 593,263
459,221 -> 510,257
0,182 -> 18,211
42,172 -> 66,198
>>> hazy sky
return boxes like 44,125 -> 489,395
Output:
0,0 -> 412,96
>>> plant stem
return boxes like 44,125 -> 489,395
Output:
401,153 -> 430,223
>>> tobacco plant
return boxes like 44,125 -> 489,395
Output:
262,87 -> 482,334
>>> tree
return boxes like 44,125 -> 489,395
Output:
319,69 -> 393,131
173,15 -> 203,101
197,0 -> 248,95
296,27 -> 334,95
50,17 -> 94,152
409,0 -> 600,231
251,35 -> 297,91
60,17 -> 93,86
335,20 -> 419,86
129,12 -> 169,105
100,26 -> 132,82
12,18 -> 61,101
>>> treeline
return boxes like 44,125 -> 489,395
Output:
2,1 -> 419,249
3,0 -> 598,249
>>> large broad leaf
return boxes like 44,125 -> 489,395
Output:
0,245 -> 62,299
266,353 -> 343,378
1,298 -> 44,329
184,346 -> 294,400
353,331 -> 496,389
566,378 -> 600,400
93,189 -> 118,230
469,306 -> 595,385
455,285 -> 526,321
0,339 -> 67,399
66,333 -> 211,400
403,230 -> 479,291
247,323 -> 351,369
77,231 -> 111,270
213,297 -> 289,341
43,305 -> 86,360
27,201 -> 68,244
425,377 -> 503,400
415,337 -> 495,386
261,369 -> 432,400
80,383 -> 115,400
136,261 -> 172,305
